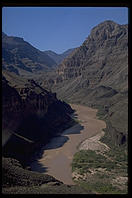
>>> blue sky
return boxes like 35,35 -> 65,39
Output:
2,7 -> 128,54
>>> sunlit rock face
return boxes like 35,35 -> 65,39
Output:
49,21 -> 128,146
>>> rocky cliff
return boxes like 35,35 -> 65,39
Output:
2,72 -> 90,194
48,21 -> 128,146
56,21 -> 128,86
2,71 -> 73,166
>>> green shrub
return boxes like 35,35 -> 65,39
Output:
79,181 -> 126,194
72,150 -> 118,173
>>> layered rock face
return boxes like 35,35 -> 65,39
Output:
2,32 -> 57,75
2,33 -> 75,77
2,73 -> 73,165
56,21 -> 128,85
49,21 -> 128,146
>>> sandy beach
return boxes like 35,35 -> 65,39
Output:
30,104 -> 106,185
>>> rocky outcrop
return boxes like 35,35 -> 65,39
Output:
2,157 -> 90,194
2,73 -> 74,166
2,157 -> 61,188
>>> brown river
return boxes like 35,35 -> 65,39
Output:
30,104 -> 106,185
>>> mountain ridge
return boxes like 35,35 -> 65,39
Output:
2,32 -> 57,75
2,32 -> 76,76
44,48 -> 76,64
46,20 -> 128,146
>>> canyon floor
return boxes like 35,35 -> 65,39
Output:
30,104 -> 106,185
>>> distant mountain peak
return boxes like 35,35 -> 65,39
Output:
2,32 -> 24,41
44,48 -> 76,65
91,20 -> 127,34
2,33 -> 57,75
2,32 -> 7,36
99,20 -> 118,25
2,32 -> 7,38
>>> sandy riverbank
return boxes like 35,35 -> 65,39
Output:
30,104 -> 106,185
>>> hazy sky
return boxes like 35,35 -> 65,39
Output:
2,7 -> 128,54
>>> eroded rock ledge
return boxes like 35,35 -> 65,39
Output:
2,75 -> 74,166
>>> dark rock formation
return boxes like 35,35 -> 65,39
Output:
2,70 -> 80,194
2,157 -> 61,188
2,73 -> 73,166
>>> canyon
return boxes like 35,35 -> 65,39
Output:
2,20 -> 128,194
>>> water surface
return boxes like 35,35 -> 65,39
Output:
30,104 -> 106,185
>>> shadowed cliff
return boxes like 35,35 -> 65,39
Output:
2,72 -> 74,166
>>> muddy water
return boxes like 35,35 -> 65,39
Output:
30,104 -> 106,185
